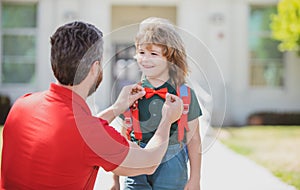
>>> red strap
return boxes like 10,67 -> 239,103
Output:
177,86 -> 191,143
131,106 -> 142,140
124,84 -> 191,144
124,104 -> 142,141
123,109 -> 133,140
129,87 -> 168,141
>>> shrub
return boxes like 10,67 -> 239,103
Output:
0,95 -> 11,125
248,112 -> 300,125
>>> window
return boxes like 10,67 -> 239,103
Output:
1,2 -> 37,84
111,43 -> 140,102
249,6 -> 284,87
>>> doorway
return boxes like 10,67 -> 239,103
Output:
110,5 -> 177,101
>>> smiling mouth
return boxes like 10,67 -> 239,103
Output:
142,65 -> 154,69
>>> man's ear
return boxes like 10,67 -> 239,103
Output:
90,61 -> 101,76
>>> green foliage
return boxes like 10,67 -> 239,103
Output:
270,0 -> 300,54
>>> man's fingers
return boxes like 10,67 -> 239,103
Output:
163,93 -> 184,123
130,84 -> 145,100
132,90 -> 145,100
165,93 -> 179,103
130,84 -> 144,95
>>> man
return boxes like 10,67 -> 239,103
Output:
1,21 -> 183,189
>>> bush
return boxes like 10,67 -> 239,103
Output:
248,112 -> 300,125
270,0 -> 300,55
0,95 -> 11,125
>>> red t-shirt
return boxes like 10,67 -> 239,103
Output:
1,83 -> 129,189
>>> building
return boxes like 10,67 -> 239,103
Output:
1,0 -> 299,126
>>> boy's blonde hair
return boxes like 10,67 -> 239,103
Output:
135,17 -> 188,86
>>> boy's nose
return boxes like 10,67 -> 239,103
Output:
141,53 -> 151,61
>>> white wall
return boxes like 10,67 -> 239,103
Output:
228,0 -> 300,125
36,0 -> 56,92
179,0 -> 300,126
230,0 -> 251,125
38,0 -> 112,113
178,0 -> 231,126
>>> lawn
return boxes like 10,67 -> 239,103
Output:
219,126 -> 300,190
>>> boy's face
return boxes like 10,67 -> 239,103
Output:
136,44 -> 169,81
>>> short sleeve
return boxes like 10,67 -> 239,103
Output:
119,113 -> 125,120
188,88 -> 202,121
83,118 -> 129,171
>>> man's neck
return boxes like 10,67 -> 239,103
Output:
56,82 -> 88,100
146,77 -> 169,88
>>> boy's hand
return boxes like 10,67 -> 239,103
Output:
110,183 -> 120,190
162,93 -> 183,125
110,174 -> 120,190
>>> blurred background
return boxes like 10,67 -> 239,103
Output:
0,0 -> 299,126
0,0 -> 299,189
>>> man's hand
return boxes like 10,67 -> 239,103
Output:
162,93 -> 183,125
97,84 -> 145,123
113,84 -> 145,116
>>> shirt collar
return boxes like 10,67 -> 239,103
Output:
49,83 -> 91,115
141,78 -> 176,93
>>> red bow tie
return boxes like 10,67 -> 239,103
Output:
144,87 -> 168,99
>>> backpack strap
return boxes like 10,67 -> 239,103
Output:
124,82 -> 143,144
177,85 -> 191,145
131,103 -> 142,142
124,102 -> 142,144
124,83 -> 191,146
123,109 -> 133,141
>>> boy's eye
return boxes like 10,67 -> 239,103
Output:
139,51 -> 145,54
151,52 -> 158,56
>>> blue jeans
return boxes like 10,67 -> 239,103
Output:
124,143 -> 188,190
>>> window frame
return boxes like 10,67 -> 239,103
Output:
0,0 -> 38,87
248,4 -> 286,89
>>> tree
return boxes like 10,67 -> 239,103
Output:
270,0 -> 300,55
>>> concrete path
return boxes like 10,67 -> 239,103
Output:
200,138 -> 296,190
94,124 -> 296,190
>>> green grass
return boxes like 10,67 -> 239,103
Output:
219,126 -> 300,190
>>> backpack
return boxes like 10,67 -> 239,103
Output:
123,84 -> 191,146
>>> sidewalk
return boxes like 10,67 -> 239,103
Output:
94,125 -> 296,190
200,138 -> 296,190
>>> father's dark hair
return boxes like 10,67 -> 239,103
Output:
50,21 -> 103,85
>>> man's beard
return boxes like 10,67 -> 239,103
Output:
88,71 -> 103,96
